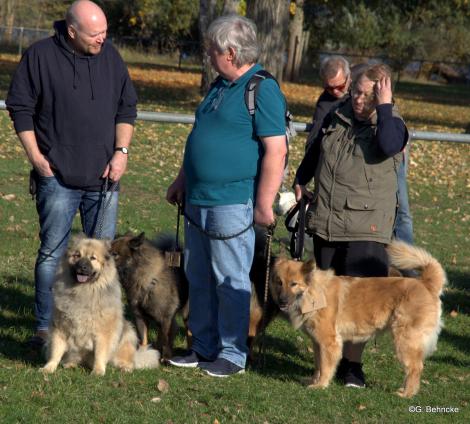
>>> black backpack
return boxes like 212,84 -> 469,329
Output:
244,70 -> 295,168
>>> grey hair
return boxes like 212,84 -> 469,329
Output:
319,55 -> 351,81
206,14 -> 259,67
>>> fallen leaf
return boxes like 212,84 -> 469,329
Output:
450,310 -> 458,318
357,404 -> 367,411
150,397 -> 162,403
2,194 -> 16,201
157,379 -> 169,393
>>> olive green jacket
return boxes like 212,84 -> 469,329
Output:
306,101 -> 404,243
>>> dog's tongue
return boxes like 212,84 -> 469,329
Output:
76,274 -> 90,283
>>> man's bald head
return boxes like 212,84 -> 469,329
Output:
66,1 -> 106,28
66,1 -> 107,55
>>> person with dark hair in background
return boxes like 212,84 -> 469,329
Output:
295,63 -> 409,388
166,14 -> 287,377
6,0 -> 137,349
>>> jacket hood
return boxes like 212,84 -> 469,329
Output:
53,20 -> 107,58
53,19 -> 106,99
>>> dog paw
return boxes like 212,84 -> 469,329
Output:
91,366 -> 106,376
307,382 -> 328,390
39,363 -> 57,374
62,362 -> 78,369
396,388 -> 414,398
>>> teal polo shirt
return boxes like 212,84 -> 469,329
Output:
184,64 -> 286,206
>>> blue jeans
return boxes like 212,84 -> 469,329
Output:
394,154 -> 414,244
34,175 -> 118,331
184,200 -> 255,368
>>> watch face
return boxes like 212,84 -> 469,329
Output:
117,147 -> 128,154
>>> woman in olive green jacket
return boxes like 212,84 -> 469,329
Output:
294,63 -> 409,388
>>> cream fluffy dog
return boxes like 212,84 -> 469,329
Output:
40,235 -> 160,375
271,241 -> 445,397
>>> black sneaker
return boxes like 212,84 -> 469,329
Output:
168,350 -> 211,368
199,358 -> 245,378
335,357 -> 350,381
344,361 -> 366,388
26,330 -> 48,351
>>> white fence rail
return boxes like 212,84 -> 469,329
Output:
1,100 -> 470,144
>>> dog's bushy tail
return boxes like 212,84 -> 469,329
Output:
387,240 -> 446,297
134,346 -> 161,369
150,233 -> 177,252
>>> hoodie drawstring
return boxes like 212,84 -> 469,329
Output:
87,58 -> 95,100
73,52 -> 77,89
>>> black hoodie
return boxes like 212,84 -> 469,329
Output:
6,20 -> 138,190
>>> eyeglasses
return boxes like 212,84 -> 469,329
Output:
324,77 -> 349,92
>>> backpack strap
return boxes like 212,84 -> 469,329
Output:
244,70 -> 277,116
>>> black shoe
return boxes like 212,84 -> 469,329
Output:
344,361 -> 366,388
335,357 -> 350,381
26,331 -> 48,351
168,350 -> 212,368
199,358 -> 245,378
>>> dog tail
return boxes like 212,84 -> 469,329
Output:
134,345 -> 161,369
387,240 -> 446,297
151,233 -> 177,252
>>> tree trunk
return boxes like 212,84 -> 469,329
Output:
285,0 -> 306,82
222,0 -> 240,15
5,0 -> 16,42
199,0 -> 218,94
246,0 -> 289,81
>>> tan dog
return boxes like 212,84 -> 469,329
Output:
40,235 -> 160,375
271,240 -> 445,397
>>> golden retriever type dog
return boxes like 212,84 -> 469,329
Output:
271,240 -> 445,397
111,233 -> 189,360
40,235 -> 160,375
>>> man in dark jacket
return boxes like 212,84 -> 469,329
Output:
6,0 -> 137,349
305,55 -> 351,151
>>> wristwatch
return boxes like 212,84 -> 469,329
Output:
115,147 -> 128,154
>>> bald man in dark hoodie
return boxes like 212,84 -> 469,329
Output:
6,0 -> 137,349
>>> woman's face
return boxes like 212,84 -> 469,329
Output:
352,76 -> 377,121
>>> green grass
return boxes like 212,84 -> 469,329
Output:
0,54 -> 469,423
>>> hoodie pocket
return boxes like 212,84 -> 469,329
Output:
47,143 -> 108,188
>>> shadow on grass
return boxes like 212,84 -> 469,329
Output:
443,269 -> 470,314
0,276 -> 44,365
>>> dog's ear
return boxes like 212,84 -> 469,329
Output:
129,232 -> 145,250
102,239 -> 112,259
74,232 -> 87,241
301,258 -> 316,276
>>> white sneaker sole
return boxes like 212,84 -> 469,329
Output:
168,359 -> 199,368
345,382 -> 366,388
204,369 -> 245,378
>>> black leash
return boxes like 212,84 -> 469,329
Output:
258,220 -> 276,369
285,196 -> 308,260
183,209 -> 254,241
94,176 -> 118,239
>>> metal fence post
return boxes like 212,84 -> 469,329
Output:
18,27 -> 24,56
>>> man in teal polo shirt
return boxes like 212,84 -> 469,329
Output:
166,14 -> 287,377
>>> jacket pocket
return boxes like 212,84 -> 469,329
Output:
344,196 -> 385,236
